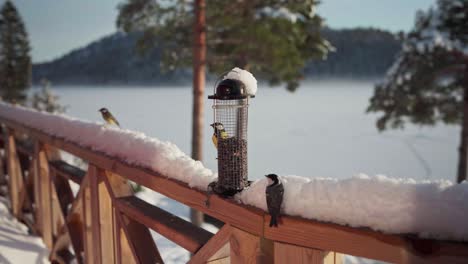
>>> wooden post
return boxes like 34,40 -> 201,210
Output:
274,242 -> 330,264
5,129 -> 24,218
87,164 -> 102,264
229,227 -> 273,264
98,171 -> 115,264
103,170 -> 163,263
35,142 -> 53,248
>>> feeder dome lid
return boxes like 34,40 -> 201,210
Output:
208,79 -> 254,100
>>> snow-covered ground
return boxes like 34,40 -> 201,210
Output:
0,198 -> 48,263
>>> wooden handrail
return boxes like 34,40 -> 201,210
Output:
50,160 -> 86,184
116,196 -> 213,253
1,111 -> 468,263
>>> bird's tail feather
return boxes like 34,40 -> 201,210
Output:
269,215 -> 278,227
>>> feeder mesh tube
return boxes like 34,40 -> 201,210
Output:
214,99 -> 249,192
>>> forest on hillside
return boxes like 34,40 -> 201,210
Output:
32,28 -> 401,85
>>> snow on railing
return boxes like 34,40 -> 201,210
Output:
1,102 -> 467,242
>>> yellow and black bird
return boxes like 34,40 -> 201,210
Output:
210,122 -> 228,149
99,107 -> 120,127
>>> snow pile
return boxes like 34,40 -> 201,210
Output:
0,198 -> 49,263
2,102 -> 468,241
0,102 -> 216,190
224,67 -> 258,96
238,174 -> 468,241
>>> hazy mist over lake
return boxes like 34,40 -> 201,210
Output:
45,80 -> 458,182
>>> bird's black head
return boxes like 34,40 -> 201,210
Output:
265,174 -> 279,185
99,108 -> 108,113
210,122 -> 224,130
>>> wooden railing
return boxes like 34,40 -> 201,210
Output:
1,112 -> 468,264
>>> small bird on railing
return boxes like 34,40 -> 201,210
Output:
210,122 -> 228,149
265,173 -> 284,227
99,107 -> 120,127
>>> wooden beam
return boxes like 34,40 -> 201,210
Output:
113,162 -> 265,235
16,139 -> 34,156
83,174 -> 97,263
229,227 -> 264,264
102,170 -> 163,263
115,212 -> 138,264
88,165 -> 102,264
189,224 -> 233,264
50,172 -> 66,239
50,160 -> 85,185
116,195 -> 213,253
65,175 -> 88,264
264,215 -> 468,263
31,152 -> 42,235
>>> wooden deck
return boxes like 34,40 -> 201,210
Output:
1,111 -> 468,263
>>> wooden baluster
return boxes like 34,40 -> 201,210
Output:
32,152 -> 42,234
98,170 -> 114,264
5,128 -> 24,218
35,142 -> 53,248
103,169 -> 163,263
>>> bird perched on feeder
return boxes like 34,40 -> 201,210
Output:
99,107 -> 120,127
210,122 -> 228,149
265,174 -> 284,227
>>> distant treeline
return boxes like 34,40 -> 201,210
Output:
32,28 -> 401,85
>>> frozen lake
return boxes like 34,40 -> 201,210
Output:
49,80 -> 458,182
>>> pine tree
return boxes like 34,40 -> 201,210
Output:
367,0 -> 468,182
0,0 -> 31,104
116,0 -> 332,91
31,79 -> 67,113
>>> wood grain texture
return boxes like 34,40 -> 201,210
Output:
50,174 -> 66,239
116,196 -> 213,253
230,227 -> 262,264
97,172 -> 115,264
5,129 -> 23,218
82,178 -> 94,263
31,145 -> 42,235
189,224 -> 232,264
88,165 -> 102,264
36,143 -> 53,248
117,214 -> 138,264
274,242 -> 326,264
264,215 -> 468,263
103,170 -> 163,264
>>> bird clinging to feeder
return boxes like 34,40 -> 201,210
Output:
210,122 -> 229,149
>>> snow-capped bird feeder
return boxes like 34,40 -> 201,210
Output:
208,68 -> 256,196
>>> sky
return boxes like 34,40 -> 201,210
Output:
6,0 -> 435,63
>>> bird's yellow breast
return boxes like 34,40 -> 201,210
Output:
212,133 -> 218,148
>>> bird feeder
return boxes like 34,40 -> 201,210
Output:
208,78 -> 254,196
